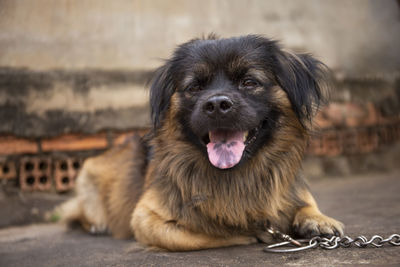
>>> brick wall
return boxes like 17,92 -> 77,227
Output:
310,102 -> 400,156
1,0 -> 399,192
0,130 -> 147,192
1,101 -> 399,192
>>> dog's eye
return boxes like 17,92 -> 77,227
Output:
240,79 -> 259,89
188,85 -> 202,92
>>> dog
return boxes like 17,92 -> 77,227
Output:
57,35 -> 344,251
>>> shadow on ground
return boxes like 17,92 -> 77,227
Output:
0,172 -> 399,266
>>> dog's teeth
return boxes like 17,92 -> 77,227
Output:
243,131 -> 249,141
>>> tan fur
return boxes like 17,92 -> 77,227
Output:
57,84 -> 343,250
129,89 -> 342,250
57,37 -> 343,250
293,190 -> 344,237
58,136 -> 147,239
131,189 -> 257,251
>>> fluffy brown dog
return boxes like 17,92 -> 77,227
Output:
58,35 -> 343,251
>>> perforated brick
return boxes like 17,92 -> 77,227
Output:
0,160 -> 17,180
307,135 -> 324,155
341,130 -> 359,154
322,131 -> 343,156
19,157 -> 52,191
357,130 -> 378,153
54,158 -> 83,192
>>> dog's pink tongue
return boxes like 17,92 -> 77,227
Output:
206,130 -> 245,169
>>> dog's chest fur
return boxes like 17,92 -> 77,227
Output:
148,138 -> 302,236
145,98 -> 309,236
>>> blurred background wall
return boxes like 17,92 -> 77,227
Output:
1,0 -> 400,74
0,0 -> 399,195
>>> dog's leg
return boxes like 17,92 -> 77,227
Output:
293,190 -> 344,238
76,165 -> 108,234
131,190 -> 257,251
55,160 -> 108,235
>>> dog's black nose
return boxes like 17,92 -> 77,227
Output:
203,95 -> 233,116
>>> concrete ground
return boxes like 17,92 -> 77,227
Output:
0,172 -> 399,266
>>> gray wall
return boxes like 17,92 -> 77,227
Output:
1,0 -> 399,75
0,0 -> 399,136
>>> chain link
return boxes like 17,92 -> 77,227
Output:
316,234 -> 400,249
264,234 -> 400,253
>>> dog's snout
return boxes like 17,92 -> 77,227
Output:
203,95 -> 233,116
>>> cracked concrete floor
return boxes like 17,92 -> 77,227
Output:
0,172 -> 399,266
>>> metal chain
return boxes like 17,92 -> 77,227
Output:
264,234 -> 400,253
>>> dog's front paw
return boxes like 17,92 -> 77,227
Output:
88,224 -> 108,235
293,212 -> 344,238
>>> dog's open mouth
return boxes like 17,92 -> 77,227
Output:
204,127 -> 259,169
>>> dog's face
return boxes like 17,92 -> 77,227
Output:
150,35 -> 326,169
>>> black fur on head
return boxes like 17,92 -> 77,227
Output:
149,62 -> 174,129
149,35 -> 328,130
274,51 -> 328,124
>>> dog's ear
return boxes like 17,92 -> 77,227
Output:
275,51 -> 329,124
149,62 -> 175,129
